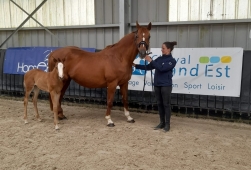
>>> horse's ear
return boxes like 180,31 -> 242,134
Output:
136,21 -> 141,30
147,22 -> 152,31
53,57 -> 57,63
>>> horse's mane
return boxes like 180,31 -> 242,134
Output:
104,43 -> 117,49
103,31 -> 136,50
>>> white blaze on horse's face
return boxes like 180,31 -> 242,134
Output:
136,22 -> 151,59
57,62 -> 64,79
136,29 -> 150,59
142,33 -> 145,47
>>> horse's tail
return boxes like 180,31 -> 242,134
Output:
48,51 -> 55,111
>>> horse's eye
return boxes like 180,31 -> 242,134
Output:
149,36 -> 151,39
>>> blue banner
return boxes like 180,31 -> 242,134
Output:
3,47 -> 96,75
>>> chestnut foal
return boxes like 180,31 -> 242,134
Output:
23,58 -> 65,130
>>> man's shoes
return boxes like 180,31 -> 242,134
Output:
163,124 -> 170,132
154,122 -> 165,130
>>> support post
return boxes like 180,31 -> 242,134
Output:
119,0 -> 131,39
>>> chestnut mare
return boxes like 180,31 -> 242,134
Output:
23,58 -> 65,130
48,21 -> 152,127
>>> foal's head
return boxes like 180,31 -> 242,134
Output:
53,58 -> 65,80
135,21 -> 152,59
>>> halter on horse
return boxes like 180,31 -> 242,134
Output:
48,21 -> 152,127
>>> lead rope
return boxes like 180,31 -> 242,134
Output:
142,52 -> 153,104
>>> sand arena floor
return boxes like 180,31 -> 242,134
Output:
0,97 -> 251,170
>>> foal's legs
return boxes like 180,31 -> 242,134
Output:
50,91 -> 60,130
23,85 -> 33,124
105,83 -> 117,127
49,78 -> 71,120
119,83 -> 135,123
58,79 -> 71,119
32,86 -> 42,122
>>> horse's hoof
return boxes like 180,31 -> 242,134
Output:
38,119 -> 42,122
55,125 -> 60,130
58,116 -> 67,120
127,119 -> 135,123
107,123 -> 115,127
24,120 -> 28,124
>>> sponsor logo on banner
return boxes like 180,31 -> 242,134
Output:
16,49 -> 51,73
129,48 -> 243,97
3,47 -> 95,75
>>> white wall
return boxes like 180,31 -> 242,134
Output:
169,0 -> 251,21
0,0 -> 95,28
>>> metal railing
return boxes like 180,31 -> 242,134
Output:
0,49 -> 250,123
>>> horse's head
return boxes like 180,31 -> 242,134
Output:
53,58 -> 65,80
135,21 -> 152,59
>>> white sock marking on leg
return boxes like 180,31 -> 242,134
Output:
105,115 -> 114,124
124,108 -> 133,121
